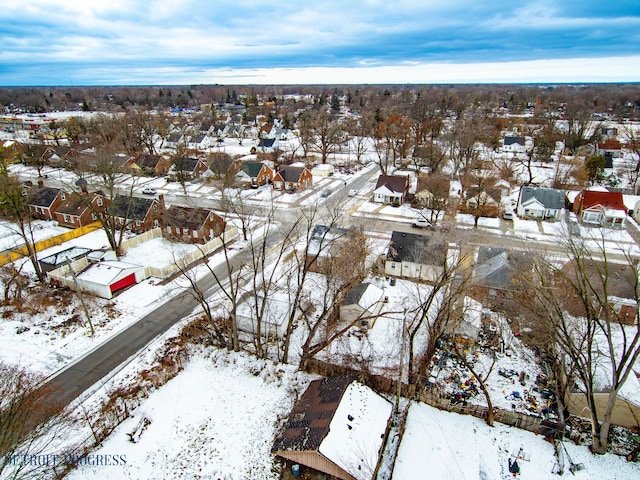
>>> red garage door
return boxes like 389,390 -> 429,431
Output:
110,273 -> 136,294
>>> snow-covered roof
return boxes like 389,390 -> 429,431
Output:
318,381 -> 392,480
344,283 -> 385,311
76,260 -> 142,285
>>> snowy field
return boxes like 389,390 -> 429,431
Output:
393,401 -> 640,480
66,348 -> 314,480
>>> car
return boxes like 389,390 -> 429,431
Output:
142,187 -> 157,195
347,189 -> 358,197
320,189 -> 331,198
412,219 -> 433,229
502,211 -> 514,221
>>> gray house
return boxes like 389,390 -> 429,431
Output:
516,186 -> 565,221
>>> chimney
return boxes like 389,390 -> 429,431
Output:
38,179 -> 44,187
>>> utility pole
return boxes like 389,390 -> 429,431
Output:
66,258 -> 95,336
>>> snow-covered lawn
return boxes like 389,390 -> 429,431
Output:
393,401 -> 640,480
66,349 -> 314,480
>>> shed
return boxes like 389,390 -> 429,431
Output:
311,164 -> 335,177
340,283 -> 385,328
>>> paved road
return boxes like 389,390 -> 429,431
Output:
44,241 -> 256,406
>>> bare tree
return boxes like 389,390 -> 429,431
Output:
0,172 -> 46,282
0,362 -> 71,480
525,235 -> 640,454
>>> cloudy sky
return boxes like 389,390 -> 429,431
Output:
1,0 -> 639,85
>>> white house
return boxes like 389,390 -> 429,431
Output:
373,175 -> 408,204
235,292 -> 291,339
385,231 -> 446,282
340,283 -> 386,328
516,186 -> 565,221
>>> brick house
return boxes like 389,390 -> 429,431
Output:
53,192 -> 108,228
272,165 -> 313,192
23,185 -> 67,220
164,205 -> 225,243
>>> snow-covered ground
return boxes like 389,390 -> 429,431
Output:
65,348 -> 314,480
393,401 -> 640,480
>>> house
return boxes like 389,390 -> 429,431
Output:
235,291 -> 291,338
503,136 -> 526,153
75,260 -> 146,299
516,186 -> 565,221
122,154 -> 171,177
272,165 -> 313,192
305,224 -> 357,274
167,157 -> 209,182
311,164 -> 335,177
108,195 -> 165,233
164,205 -> 225,243
53,192 -> 108,228
258,137 -> 278,152
165,133 -> 185,149
373,175 -> 408,204
23,185 -> 66,220
385,231 -> 446,282
187,134 -> 211,151
471,246 -> 530,312
234,161 -> 274,187
573,189 -> 627,228
272,376 -> 392,480
596,139 -> 623,158
340,283 -> 386,328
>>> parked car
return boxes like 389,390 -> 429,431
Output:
502,210 -> 514,221
321,189 -> 331,198
412,219 -> 433,229
142,187 -> 157,195
347,189 -> 358,197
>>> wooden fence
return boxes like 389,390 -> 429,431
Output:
302,358 -> 564,438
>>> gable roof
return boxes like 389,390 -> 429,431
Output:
273,376 -> 355,453
240,161 -> 267,178
165,205 -> 214,230
55,193 -> 97,216
374,175 -> 407,194
343,283 -> 384,310
172,157 -> 201,173
474,246 -> 529,291
579,190 -> 626,212
258,138 -> 276,148
273,376 -> 392,480
386,230 -> 444,265
519,186 -> 565,210
504,136 -> 525,146
278,165 -> 307,182
25,186 -> 62,207
111,195 -> 155,221
136,154 -> 164,168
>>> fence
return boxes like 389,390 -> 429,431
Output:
0,221 -> 102,266
302,357 -> 563,438
47,225 -> 240,289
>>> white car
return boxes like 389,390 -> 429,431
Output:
412,219 -> 433,229
142,187 -> 157,195
347,189 -> 358,197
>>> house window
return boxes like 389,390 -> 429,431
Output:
60,193 -> 66,200
97,197 -> 103,206
136,220 -> 141,227
153,204 -> 158,213
63,214 -> 70,223
92,213 -> 97,220
182,228 -> 189,235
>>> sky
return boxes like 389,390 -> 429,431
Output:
1,0 -> 639,86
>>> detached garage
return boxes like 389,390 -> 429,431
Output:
76,261 -> 146,299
